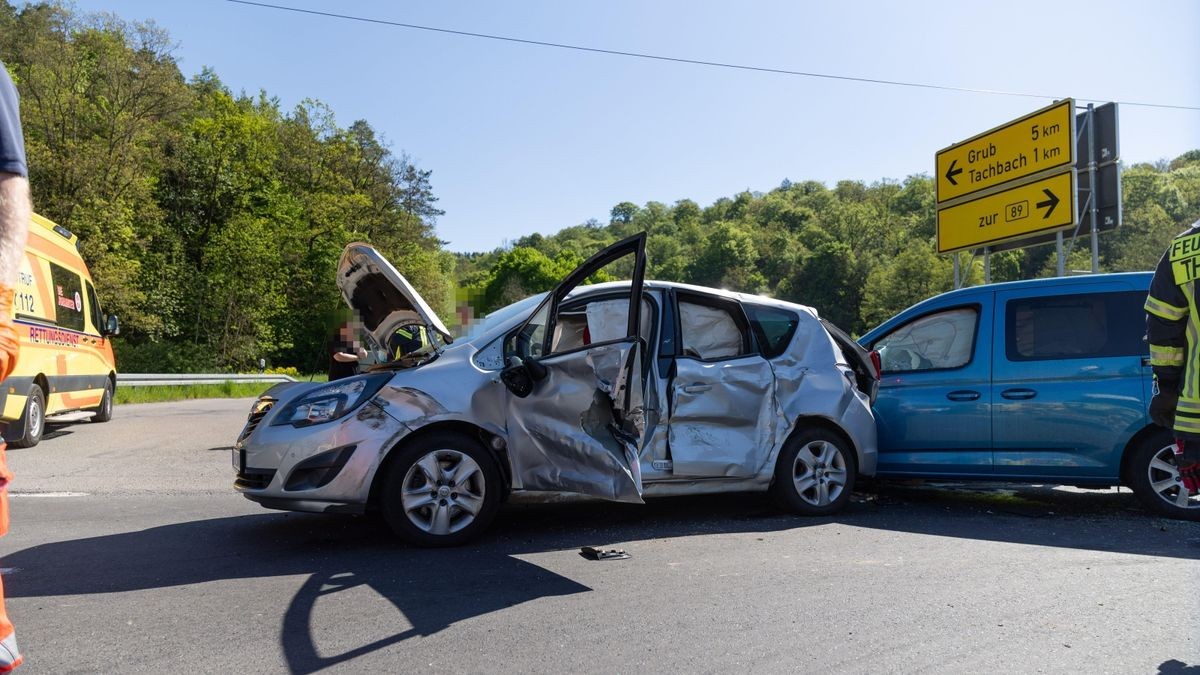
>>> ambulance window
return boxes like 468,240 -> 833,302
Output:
85,281 -> 103,335
49,263 -> 85,332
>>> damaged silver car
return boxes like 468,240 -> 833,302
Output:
234,233 -> 878,546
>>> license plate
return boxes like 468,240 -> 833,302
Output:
233,448 -> 243,472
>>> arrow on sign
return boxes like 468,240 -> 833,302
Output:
945,159 -> 963,186
1036,189 -> 1060,219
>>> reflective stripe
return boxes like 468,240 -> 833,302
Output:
1184,282 -> 1199,400
1178,398 -> 1200,414
1146,294 -> 1188,321
1150,344 -> 1185,367
1175,417 -> 1200,434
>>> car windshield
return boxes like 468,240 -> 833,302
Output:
463,292 -> 548,342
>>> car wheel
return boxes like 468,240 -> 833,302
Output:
1129,432 -> 1200,521
380,431 -> 501,547
771,427 -> 857,516
89,380 -> 113,423
10,384 -> 46,449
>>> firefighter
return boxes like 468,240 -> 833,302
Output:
387,324 -> 429,360
1145,218 -> 1200,497
0,60 -> 30,671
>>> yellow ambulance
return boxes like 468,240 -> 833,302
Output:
3,213 -> 119,447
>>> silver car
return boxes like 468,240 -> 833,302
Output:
234,234 -> 878,546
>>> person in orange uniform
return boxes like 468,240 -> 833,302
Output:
0,60 -> 31,671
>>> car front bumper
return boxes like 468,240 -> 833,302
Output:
233,397 -> 407,514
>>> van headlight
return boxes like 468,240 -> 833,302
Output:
271,374 -> 391,427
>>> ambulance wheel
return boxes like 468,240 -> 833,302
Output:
89,380 -> 113,423
10,385 -> 45,449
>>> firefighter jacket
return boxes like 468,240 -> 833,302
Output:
1146,220 -> 1200,439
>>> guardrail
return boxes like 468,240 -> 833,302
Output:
116,374 -> 299,387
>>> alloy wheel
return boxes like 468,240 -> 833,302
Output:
792,440 -> 848,507
1146,443 -> 1200,510
400,449 -> 486,536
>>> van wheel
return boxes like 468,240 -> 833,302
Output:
771,428 -> 857,516
10,385 -> 46,449
379,431 -> 501,547
1128,431 -> 1200,521
89,380 -> 113,423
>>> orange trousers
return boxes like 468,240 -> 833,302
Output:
0,287 -> 22,668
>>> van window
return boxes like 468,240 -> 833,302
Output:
85,280 -> 103,335
874,307 -> 978,373
744,304 -> 799,358
49,263 -> 85,332
1005,291 -> 1147,361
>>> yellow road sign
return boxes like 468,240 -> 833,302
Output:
937,169 -> 1076,253
936,99 -> 1074,203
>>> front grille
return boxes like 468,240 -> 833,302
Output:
238,399 -> 276,442
235,467 -> 276,491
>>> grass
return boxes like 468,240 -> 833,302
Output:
114,375 -> 327,405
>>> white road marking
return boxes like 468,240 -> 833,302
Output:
8,491 -> 90,498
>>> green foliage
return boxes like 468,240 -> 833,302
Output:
115,381 -> 274,405
3,1 -> 447,371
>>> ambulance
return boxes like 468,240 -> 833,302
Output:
2,213 -> 119,447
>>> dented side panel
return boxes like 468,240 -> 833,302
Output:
505,341 -> 644,503
771,310 -> 879,476
668,356 -> 779,477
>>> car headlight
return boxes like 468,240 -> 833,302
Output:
271,374 -> 391,428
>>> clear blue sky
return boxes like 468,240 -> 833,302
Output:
69,0 -> 1200,252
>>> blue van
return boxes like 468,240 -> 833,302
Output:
859,272 -> 1198,521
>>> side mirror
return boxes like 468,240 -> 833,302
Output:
499,356 -> 548,398
104,314 -> 120,337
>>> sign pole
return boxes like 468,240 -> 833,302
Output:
1056,230 -> 1065,276
1087,103 -> 1100,273
953,254 -> 961,289
984,247 -> 991,284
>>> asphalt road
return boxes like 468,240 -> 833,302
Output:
1,399 -> 1198,673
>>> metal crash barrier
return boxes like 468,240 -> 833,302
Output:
116,374 -> 298,387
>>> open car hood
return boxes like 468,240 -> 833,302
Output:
336,243 -> 453,347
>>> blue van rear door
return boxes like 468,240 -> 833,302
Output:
991,283 -> 1148,479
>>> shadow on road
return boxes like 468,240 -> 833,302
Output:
2,485 -> 1196,671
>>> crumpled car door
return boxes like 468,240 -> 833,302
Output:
501,233 -> 648,503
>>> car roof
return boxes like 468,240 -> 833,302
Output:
569,279 -> 818,314
859,271 -> 1153,342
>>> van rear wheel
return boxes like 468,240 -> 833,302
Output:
10,385 -> 45,449
89,380 -> 113,423
1129,431 -> 1200,521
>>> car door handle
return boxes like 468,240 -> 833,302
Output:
946,390 -> 980,402
682,384 -> 712,394
1001,388 -> 1037,400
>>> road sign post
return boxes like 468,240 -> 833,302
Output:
934,98 -> 1124,284
936,99 -> 1075,203
937,170 -> 1076,253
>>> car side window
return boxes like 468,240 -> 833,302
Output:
874,307 -> 978,373
743,304 -> 799,358
1005,291 -> 1147,361
549,295 -> 653,355
677,296 -> 752,360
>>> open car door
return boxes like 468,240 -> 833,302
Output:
499,233 -> 648,503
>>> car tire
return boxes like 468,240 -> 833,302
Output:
771,427 -> 857,516
10,384 -> 46,449
89,380 -> 113,423
1128,431 -> 1200,521
380,431 -> 502,547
